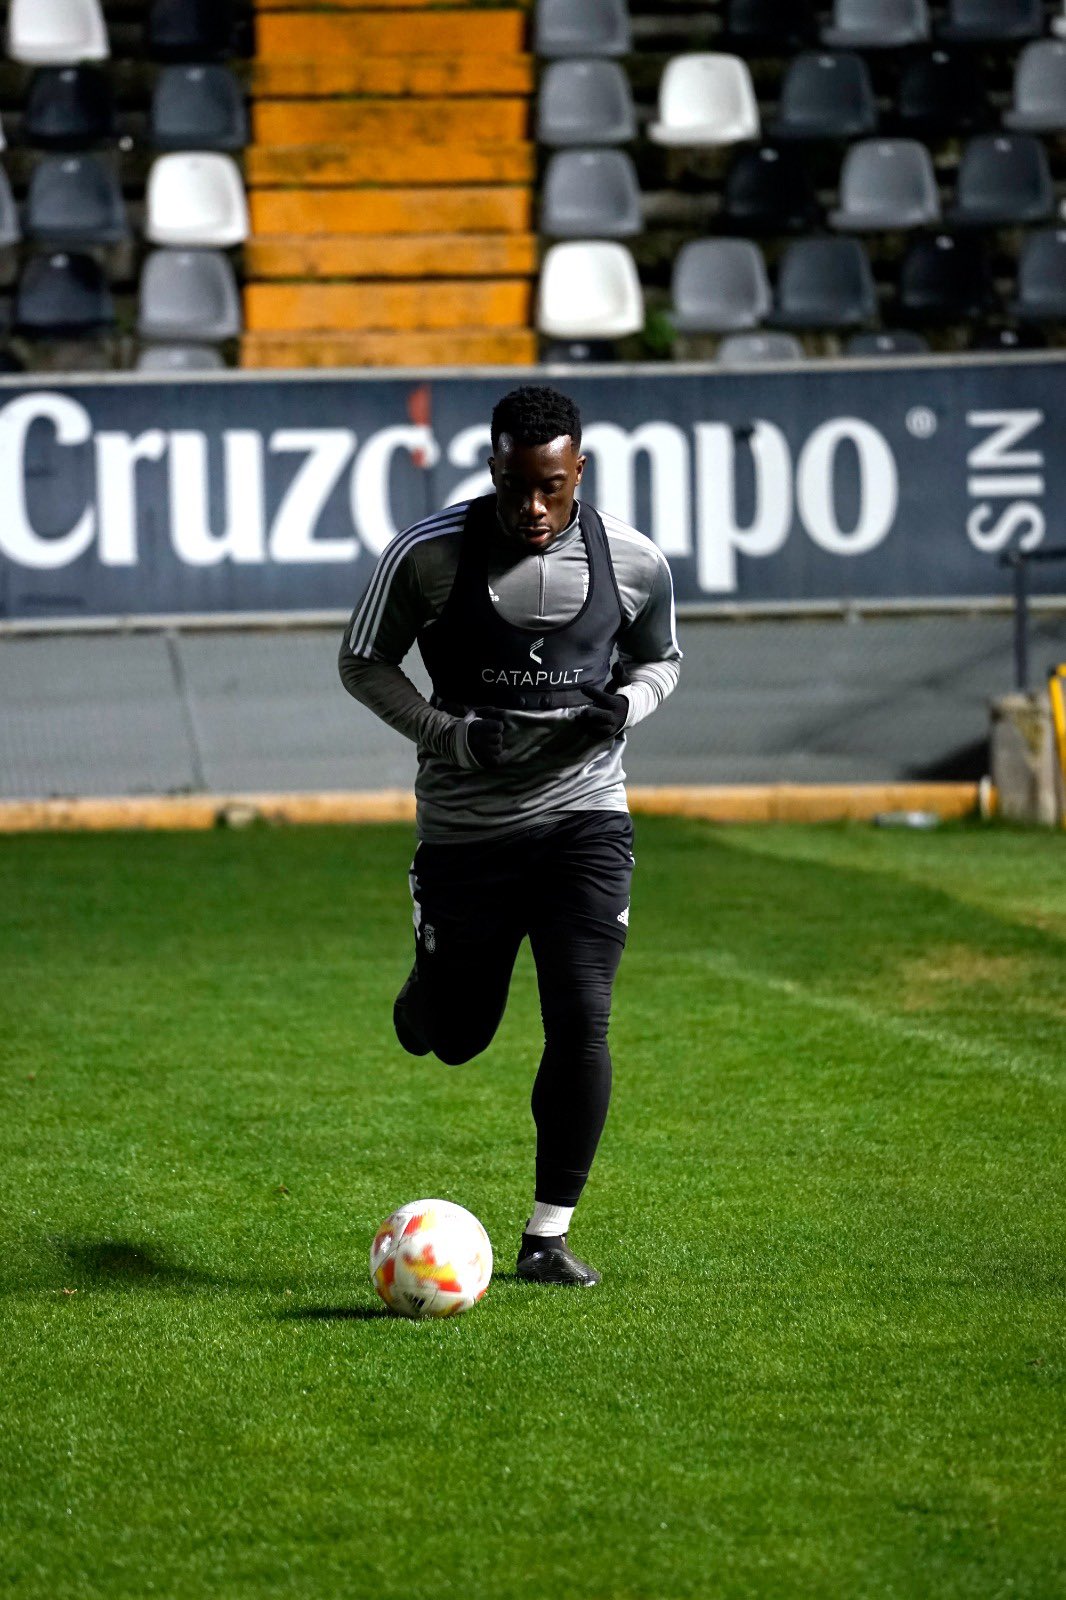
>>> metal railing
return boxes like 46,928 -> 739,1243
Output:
1000,546 -> 1066,692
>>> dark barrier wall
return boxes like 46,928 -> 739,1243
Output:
0,358 -> 1062,622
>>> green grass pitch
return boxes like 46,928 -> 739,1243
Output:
1,817 -> 1063,1599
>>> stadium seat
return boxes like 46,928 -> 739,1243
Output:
1054,7 -> 1066,41
145,153 -> 248,247
724,0 -> 816,53
536,61 -> 635,147
670,239 -> 771,333
829,140 -> 941,232
970,324 -> 1046,350
846,330 -> 930,355
23,66 -> 115,147
540,339 -> 619,364
540,150 -> 642,238
720,146 -> 821,234
15,251 -> 114,334
534,0 -> 631,59
896,53 -> 989,138
822,0 -> 929,48
771,53 -> 877,142
1011,229 -> 1066,321
150,65 -> 248,151
7,0 -> 109,64
135,343 -> 226,371
1005,42 -> 1066,134
649,55 -> 760,147
146,0 -> 235,60
26,155 -> 128,246
138,249 -> 242,340
0,348 -> 25,372
715,331 -> 804,364
771,238 -> 878,329
937,0 -> 1043,44
0,170 -> 20,248
946,134 -> 1054,227
897,234 -> 994,321
537,242 -> 644,339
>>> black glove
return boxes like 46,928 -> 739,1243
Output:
465,708 -> 509,769
578,684 -> 629,740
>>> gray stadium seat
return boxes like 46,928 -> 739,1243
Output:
534,0 -> 631,59
150,65 -> 248,150
540,149 -> 642,238
135,343 -> 226,371
829,139 -> 941,231
1005,42 -> 1066,134
0,169 -> 21,248
771,238 -> 878,329
536,60 -> 635,147
25,154 -> 128,245
846,330 -> 930,355
23,66 -> 115,147
822,0 -> 929,48
1011,229 -> 1066,322
15,252 -> 114,334
715,331 -> 804,365
772,52 -> 877,142
138,249 -> 241,340
671,239 -> 771,333
937,0 -> 1043,43
946,134 -> 1054,227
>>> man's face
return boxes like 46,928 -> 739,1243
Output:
489,433 -> 586,553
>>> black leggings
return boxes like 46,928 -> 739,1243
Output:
406,813 -> 634,1207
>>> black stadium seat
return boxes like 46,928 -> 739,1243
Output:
15,252 -> 115,335
897,234 -> 995,322
896,53 -> 989,139
1011,230 -> 1066,323
946,134 -> 1054,228
25,155 -> 128,246
937,0 -> 1043,44
23,66 -> 115,147
847,330 -> 931,355
150,65 -> 248,150
146,0 -> 235,60
822,0 -> 929,49
720,146 -> 821,234
724,0 -> 816,53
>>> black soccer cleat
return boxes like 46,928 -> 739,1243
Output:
515,1232 -> 600,1287
393,966 -> 430,1057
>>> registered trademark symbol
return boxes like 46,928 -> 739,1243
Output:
905,406 -> 938,439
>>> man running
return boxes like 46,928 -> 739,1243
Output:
339,385 -> 681,1286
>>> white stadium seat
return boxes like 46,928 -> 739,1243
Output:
7,0 -> 109,65
649,54 -> 760,147
537,241 -> 644,339
145,152 -> 248,247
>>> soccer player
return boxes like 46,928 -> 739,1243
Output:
339,386 -> 681,1286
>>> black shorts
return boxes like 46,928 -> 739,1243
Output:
407,811 -> 635,1065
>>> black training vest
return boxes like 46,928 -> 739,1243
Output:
418,494 -> 625,712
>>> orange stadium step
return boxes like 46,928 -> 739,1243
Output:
250,187 -> 531,236
245,143 -> 534,187
245,279 -> 532,333
254,0 -> 509,8
256,11 -> 526,57
240,330 -> 538,369
250,56 -> 534,97
246,234 -> 539,279
253,96 -> 528,145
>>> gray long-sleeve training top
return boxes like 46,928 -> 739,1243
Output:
338,499 -> 682,842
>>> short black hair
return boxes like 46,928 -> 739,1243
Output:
490,385 -> 581,452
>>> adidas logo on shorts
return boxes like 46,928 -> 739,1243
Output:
616,906 -> 630,926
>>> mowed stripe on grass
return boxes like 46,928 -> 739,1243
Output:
0,819 -> 1063,1600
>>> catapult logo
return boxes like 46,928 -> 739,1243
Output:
529,637 -> 544,663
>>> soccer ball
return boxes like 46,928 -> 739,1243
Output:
370,1199 -> 493,1319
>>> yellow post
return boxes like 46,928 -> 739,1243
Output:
1048,666 -> 1066,828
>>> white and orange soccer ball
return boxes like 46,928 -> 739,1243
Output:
369,1199 -> 493,1319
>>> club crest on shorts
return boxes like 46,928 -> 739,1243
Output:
423,924 -> 437,954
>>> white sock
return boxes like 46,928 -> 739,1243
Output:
526,1201 -> 575,1238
